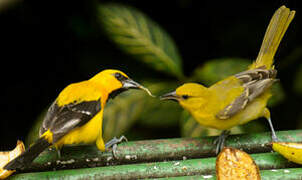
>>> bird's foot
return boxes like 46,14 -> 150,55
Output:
271,133 -> 279,142
214,130 -> 230,154
105,135 -> 128,159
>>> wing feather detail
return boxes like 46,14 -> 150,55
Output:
216,67 -> 277,120
39,99 -> 101,142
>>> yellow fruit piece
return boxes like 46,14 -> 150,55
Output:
272,142 -> 302,165
0,140 -> 25,179
216,147 -> 261,180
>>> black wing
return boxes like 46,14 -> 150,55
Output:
216,66 -> 277,119
39,99 -> 101,143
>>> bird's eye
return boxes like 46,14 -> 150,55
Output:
182,95 -> 189,99
115,73 -> 122,79
114,73 -> 127,81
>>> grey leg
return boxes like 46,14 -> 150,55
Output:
267,117 -> 278,142
214,130 -> 230,154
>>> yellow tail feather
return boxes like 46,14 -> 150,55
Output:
250,5 -> 295,69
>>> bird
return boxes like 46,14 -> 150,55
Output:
160,6 -> 295,153
4,69 -> 153,170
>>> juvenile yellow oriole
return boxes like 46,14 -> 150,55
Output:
4,69 -> 153,170
161,6 -> 295,153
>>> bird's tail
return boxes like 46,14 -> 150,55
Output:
250,5 -> 295,70
3,137 -> 51,170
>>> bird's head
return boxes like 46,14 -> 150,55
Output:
160,83 -> 208,111
90,69 -> 153,99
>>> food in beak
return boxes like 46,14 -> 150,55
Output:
123,79 -> 155,97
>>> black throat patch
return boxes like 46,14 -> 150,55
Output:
108,88 -> 127,101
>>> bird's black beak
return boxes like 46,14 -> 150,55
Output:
122,79 -> 154,97
160,91 -> 180,101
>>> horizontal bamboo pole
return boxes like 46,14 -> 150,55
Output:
10,153 -> 301,180
157,168 -> 302,180
16,130 -> 302,172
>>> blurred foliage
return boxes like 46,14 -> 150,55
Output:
103,81 -> 182,141
136,82 -> 182,128
294,64 -> 302,96
102,90 -> 147,142
26,2 -> 299,145
26,109 -> 46,147
98,4 -> 183,79
192,58 -> 250,85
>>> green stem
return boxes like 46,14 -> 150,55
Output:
10,153 -> 301,180
15,130 -> 302,173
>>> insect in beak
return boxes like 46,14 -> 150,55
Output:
122,79 -> 155,97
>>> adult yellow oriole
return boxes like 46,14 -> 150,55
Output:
161,6 -> 295,153
4,69 -> 153,170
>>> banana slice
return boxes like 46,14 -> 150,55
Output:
272,142 -> 302,165
216,147 -> 260,180
0,140 -> 25,179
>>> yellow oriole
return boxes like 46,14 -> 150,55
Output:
4,69 -> 153,170
161,6 -> 295,153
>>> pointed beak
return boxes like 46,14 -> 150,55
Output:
160,91 -> 180,101
122,79 -> 155,97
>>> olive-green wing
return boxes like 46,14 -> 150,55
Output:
216,67 -> 277,119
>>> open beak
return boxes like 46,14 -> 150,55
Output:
122,79 -> 155,97
160,91 -> 180,101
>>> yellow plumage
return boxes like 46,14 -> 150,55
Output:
161,6 -> 295,152
4,69 -> 151,170
55,111 -> 105,150
250,6 -> 295,69
43,70 -> 126,150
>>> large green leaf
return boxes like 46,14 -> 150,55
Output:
192,58 -> 250,85
192,58 -> 285,106
136,81 -> 182,128
102,90 -> 147,141
98,4 -> 183,78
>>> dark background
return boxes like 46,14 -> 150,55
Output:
0,0 -> 301,150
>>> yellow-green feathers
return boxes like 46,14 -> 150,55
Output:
250,6 -> 295,69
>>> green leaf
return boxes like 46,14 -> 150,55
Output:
192,58 -> 250,85
98,3 -> 183,78
102,90 -> 150,141
267,83 -> 285,107
136,81 -> 182,128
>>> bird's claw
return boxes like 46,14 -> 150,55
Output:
214,130 -> 230,154
105,135 -> 128,159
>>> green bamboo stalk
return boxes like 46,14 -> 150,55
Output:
156,168 -> 302,180
10,153 -> 301,180
17,130 -> 302,172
